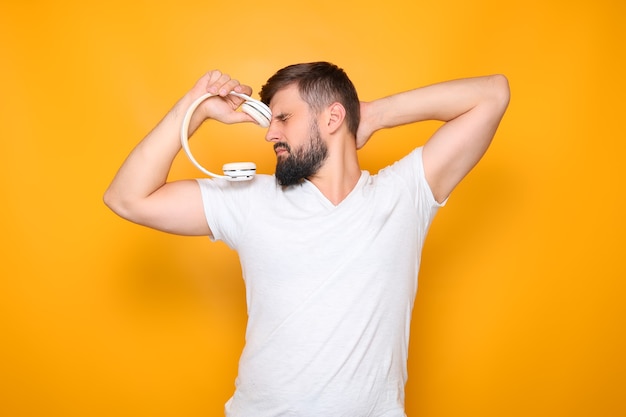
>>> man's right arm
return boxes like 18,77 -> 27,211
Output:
103,71 -> 257,236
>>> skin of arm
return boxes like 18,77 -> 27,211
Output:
357,74 -> 510,203
103,71 -> 259,236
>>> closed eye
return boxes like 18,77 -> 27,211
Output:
275,113 -> 292,122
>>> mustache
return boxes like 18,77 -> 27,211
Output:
273,142 -> 291,153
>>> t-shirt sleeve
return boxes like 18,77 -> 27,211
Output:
195,177 -> 254,249
381,146 -> 446,233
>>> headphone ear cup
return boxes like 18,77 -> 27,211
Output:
222,161 -> 256,181
242,102 -> 271,128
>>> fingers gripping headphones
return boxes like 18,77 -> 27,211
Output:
180,91 -> 271,181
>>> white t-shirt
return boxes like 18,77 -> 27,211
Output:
197,147 -> 443,417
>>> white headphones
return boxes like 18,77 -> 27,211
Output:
180,91 -> 272,181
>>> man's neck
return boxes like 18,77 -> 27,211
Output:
307,143 -> 361,206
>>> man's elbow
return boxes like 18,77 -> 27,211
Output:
488,74 -> 511,111
103,187 -> 134,221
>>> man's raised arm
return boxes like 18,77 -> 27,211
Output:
358,74 -> 510,203
103,71 -> 257,236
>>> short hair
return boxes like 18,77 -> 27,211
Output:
260,62 -> 360,137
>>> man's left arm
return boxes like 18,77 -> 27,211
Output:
357,74 -> 510,203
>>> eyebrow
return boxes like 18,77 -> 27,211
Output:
274,113 -> 292,121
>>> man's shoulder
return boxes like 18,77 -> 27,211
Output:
372,147 -> 423,179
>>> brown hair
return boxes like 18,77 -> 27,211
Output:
260,62 -> 360,137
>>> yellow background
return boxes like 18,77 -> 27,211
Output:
1,0 -> 624,416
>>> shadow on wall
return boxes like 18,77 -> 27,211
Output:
111,231 -> 248,323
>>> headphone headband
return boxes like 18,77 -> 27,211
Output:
180,92 -> 271,181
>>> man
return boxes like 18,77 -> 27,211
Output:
104,62 -> 509,416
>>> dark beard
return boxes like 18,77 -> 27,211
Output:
275,122 -> 328,186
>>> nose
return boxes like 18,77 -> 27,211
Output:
265,119 -> 280,143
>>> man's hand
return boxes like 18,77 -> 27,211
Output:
187,70 -> 259,128
355,101 -> 379,149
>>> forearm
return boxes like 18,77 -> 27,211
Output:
363,75 -> 509,133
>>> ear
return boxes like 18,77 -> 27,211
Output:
325,102 -> 346,134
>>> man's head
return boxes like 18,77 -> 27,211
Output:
260,62 -> 360,138
260,62 -> 360,186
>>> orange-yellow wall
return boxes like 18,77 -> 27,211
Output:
1,1 -> 624,416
